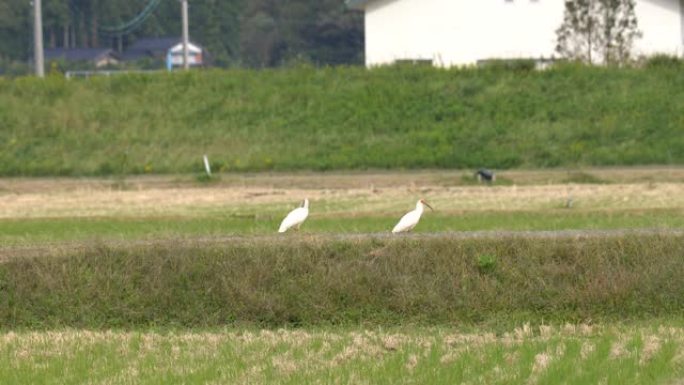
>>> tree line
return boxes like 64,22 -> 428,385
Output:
0,0 -> 364,69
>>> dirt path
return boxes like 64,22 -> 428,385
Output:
1,166 -> 684,191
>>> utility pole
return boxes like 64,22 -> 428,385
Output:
33,0 -> 45,77
181,0 -> 190,70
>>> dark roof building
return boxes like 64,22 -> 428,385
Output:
122,37 -> 203,60
44,48 -> 120,67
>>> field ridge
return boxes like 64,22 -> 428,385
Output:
2,232 -> 683,328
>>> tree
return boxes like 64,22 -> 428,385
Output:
555,0 -> 641,65
239,2 -> 285,67
0,0 -> 363,70
305,0 -> 363,65
0,0 -> 31,61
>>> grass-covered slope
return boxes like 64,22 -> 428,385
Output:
2,233 -> 683,328
0,64 -> 682,176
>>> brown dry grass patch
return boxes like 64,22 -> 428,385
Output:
0,174 -> 682,219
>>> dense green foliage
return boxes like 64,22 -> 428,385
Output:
0,0 -> 363,71
1,233 -> 683,328
0,65 -> 683,175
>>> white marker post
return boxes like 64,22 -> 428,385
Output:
203,155 -> 212,177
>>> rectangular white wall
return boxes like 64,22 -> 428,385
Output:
363,0 -> 684,67
635,0 -> 683,56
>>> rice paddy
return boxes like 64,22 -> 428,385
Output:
2,168 -> 684,384
2,324 -> 683,384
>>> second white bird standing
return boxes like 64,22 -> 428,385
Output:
278,199 -> 309,233
392,199 -> 433,233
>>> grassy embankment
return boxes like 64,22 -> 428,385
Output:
2,233 -> 683,329
3,230 -> 684,384
0,64 -> 683,176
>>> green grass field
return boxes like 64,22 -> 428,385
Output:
1,169 -> 682,245
0,209 -> 682,245
2,169 -> 684,384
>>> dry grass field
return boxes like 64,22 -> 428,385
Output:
0,168 -> 683,218
2,324 -> 683,384
0,168 -> 682,247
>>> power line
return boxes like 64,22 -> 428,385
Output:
99,0 -> 162,36
67,0 -> 162,37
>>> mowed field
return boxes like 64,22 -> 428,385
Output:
2,168 -> 684,384
1,167 -> 684,246
4,325 -> 684,385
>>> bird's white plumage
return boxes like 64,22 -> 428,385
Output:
392,200 -> 432,233
278,199 -> 309,233
203,155 -> 212,176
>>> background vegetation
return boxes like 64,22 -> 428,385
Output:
0,0 -> 363,72
0,64 -> 682,176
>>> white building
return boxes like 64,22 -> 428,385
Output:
122,37 -> 206,69
346,0 -> 684,67
167,42 -> 204,68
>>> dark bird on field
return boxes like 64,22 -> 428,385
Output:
475,169 -> 496,183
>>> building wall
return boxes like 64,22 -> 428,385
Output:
364,0 -> 684,67
95,57 -> 120,68
634,0 -> 683,56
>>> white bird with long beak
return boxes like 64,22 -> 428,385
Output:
392,199 -> 433,233
278,199 -> 309,233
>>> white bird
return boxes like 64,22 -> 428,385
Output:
392,199 -> 433,233
278,199 -> 309,233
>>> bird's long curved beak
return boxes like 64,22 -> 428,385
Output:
423,201 -> 434,211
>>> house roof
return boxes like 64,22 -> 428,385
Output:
128,37 -> 185,52
169,42 -> 202,54
345,0 -> 374,10
44,48 -> 118,62
122,37 -> 202,61
346,0 -> 397,10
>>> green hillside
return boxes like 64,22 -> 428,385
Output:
0,64 -> 682,176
